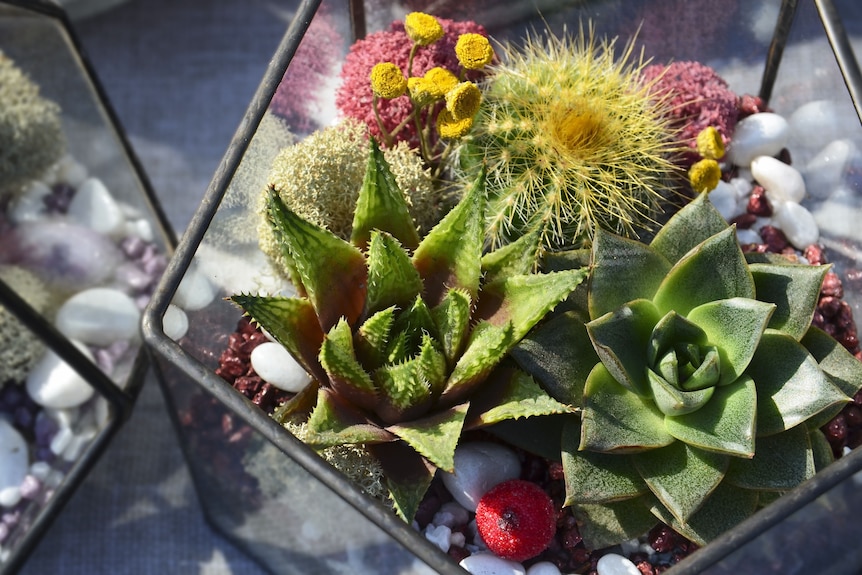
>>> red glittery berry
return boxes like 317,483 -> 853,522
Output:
475,479 -> 557,562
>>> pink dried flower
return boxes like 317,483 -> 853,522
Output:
641,61 -> 739,167
336,18 -> 487,149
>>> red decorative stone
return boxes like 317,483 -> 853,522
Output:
475,479 -> 557,562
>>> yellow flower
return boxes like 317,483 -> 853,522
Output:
404,12 -> 444,46
455,33 -> 494,69
408,68 -> 459,106
437,108 -> 473,139
696,126 -> 725,160
370,62 -> 407,99
689,158 -> 722,193
445,81 -> 482,121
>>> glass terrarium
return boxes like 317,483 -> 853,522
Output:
0,0 -> 174,571
143,0 -> 862,573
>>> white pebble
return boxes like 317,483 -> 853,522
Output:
54,154 -> 89,187
123,217 -> 155,242
173,264 -> 217,311
789,100 -> 846,159
0,419 -> 28,507
250,342 -> 310,392
596,553 -> 641,575
424,524 -> 452,553
26,341 -> 96,409
707,180 -> 741,221
163,304 -> 190,340
55,287 -> 141,346
441,442 -> 522,512
29,461 -> 52,481
804,139 -> 857,199
736,228 -> 762,245
433,501 -> 471,528
8,180 -> 51,223
811,185 -> 862,241
727,112 -> 790,167
773,202 -> 819,249
451,531 -> 466,548
50,426 -> 74,456
751,156 -> 806,204
459,552 -> 526,575
67,177 -> 127,238
526,561 -> 562,575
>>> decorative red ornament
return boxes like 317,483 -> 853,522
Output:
475,479 -> 557,562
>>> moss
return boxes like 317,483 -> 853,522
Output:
0,50 -> 65,198
0,266 -> 52,385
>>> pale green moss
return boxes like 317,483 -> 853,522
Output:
0,266 -> 52,384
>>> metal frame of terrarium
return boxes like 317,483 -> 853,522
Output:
0,0 -> 175,572
141,0 -> 862,573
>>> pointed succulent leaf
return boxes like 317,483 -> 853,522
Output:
808,426 -> 835,471
476,269 -> 588,341
686,298 -> 776,386
390,295 -> 439,354
664,375 -> 757,458
633,442 -> 728,523
749,263 -> 829,341
272,379 -> 320,424
365,231 -> 423,317
265,190 -> 368,331
649,193 -> 730,265
647,311 -> 708,367
571,497 -> 659,551
439,321 -> 516,406
372,353 -> 435,424
417,334 -> 448,398
725,424 -> 814,490
354,306 -> 395,371
748,330 -> 849,436
653,227 -> 755,317
386,329 -> 410,364
562,418 -> 648,504
802,325 -> 862,398
386,402 -> 469,472
587,299 -> 663,397
489,414 -> 569,462
649,481 -> 759,546
305,389 -> 395,447
647,369 -> 715,416
589,229 -> 672,319
510,310 -> 599,406
350,137 -> 421,251
466,367 -> 572,429
319,318 -> 377,412
430,288 -> 472,368
543,248 -> 592,315
368,441 -> 436,522
481,228 -> 542,285
412,167 -> 484,307
581,364 -> 675,453
229,294 -> 327,384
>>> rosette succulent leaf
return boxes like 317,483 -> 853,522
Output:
511,193 -> 862,547
232,138 -> 584,520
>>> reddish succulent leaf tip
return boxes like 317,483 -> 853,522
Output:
475,479 -> 557,561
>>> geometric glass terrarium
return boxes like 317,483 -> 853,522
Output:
0,1 -> 174,571
144,0 -> 862,573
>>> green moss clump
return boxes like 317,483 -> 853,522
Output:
0,266 -> 53,385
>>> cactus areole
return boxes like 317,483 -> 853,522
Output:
231,138 -> 584,520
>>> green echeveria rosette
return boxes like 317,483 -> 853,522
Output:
231,138 -> 585,521
511,193 -> 862,548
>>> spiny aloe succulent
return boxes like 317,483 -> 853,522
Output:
231,138 -> 585,520
511,193 -> 862,548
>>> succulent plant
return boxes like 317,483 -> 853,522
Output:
232,138 -> 584,520
510,194 -> 862,548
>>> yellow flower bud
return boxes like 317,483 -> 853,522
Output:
445,82 -> 482,121
455,33 -> 494,70
689,158 -> 722,193
408,68 -> 459,106
370,62 -> 407,99
404,12 -> 444,46
696,126 -> 725,160
424,67 -> 459,97
437,108 -> 474,139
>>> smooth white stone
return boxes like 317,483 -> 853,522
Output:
789,100 -> 846,160
726,113 -> 790,167
707,180 -> 740,221
54,154 -> 89,187
30,461 -> 52,481
812,185 -> 862,241
460,552 -> 526,575
424,524 -> 452,552
0,486 -> 21,508
526,561 -> 562,575
250,342 -> 310,392
55,287 -> 141,346
123,217 -> 155,242
0,419 -> 28,506
729,177 -> 754,199
8,181 -> 51,223
773,202 -> 819,249
619,538 -> 642,556
451,531 -> 466,548
736,228 -> 762,246
433,501 -> 471,528
751,156 -> 806,204
50,426 -> 74,455
596,553 -> 641,575
804,139 -> 856,199
173,264 -> 217,311
441,442 -> 522,512
26,341 -> 96,409
163,304 -> 189,340
67,177 -> 127,238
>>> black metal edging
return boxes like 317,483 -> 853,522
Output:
759,0 -> 800,105
140,0 -> 466,572
815,0 -> 862,123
